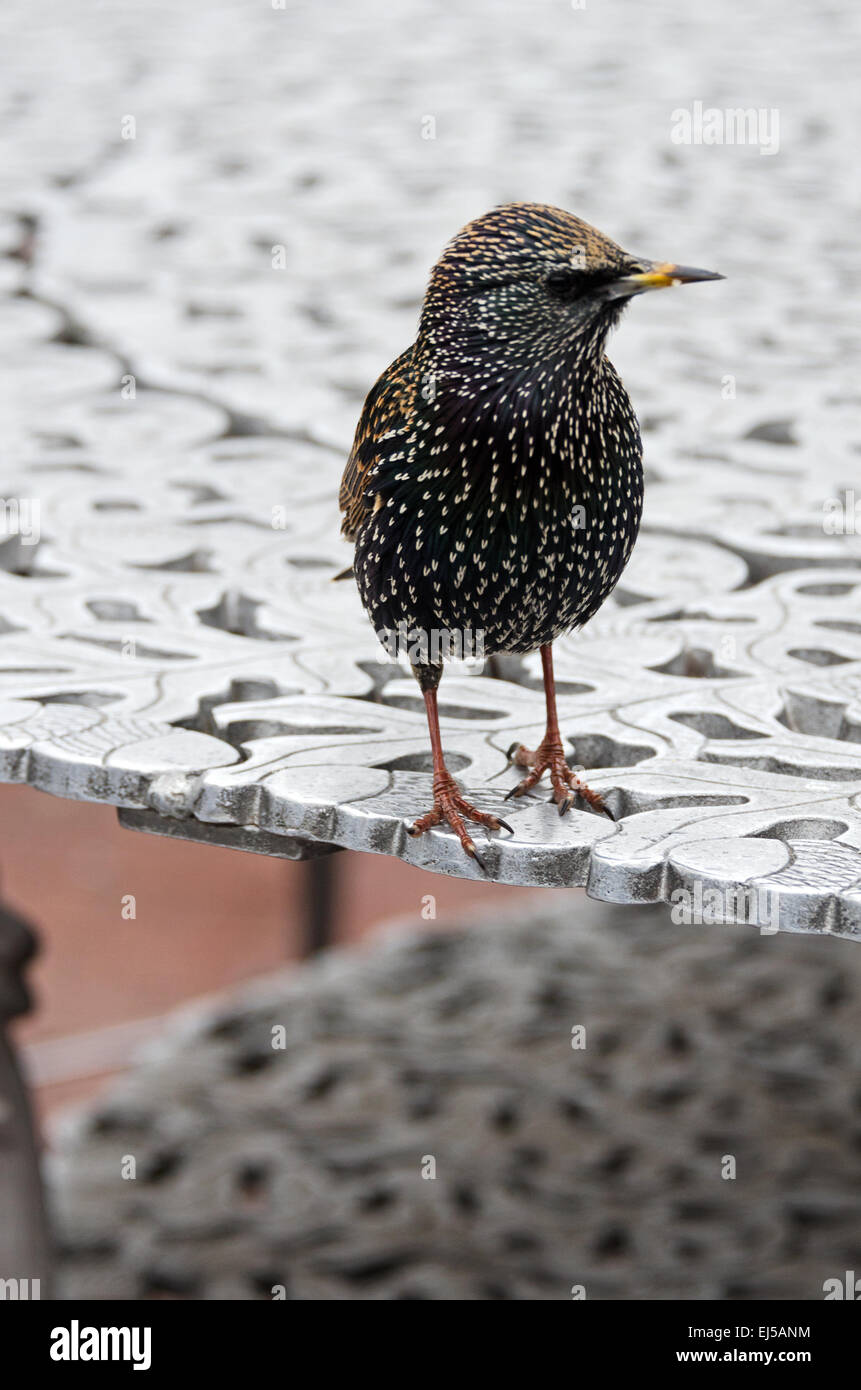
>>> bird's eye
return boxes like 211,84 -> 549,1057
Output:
545,266 -> 619,300
545,268 -> 581,295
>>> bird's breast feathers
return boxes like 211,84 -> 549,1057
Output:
347,356 -> 643,652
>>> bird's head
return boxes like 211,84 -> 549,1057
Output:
419,202 -> 723,374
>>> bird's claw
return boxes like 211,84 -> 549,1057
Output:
466,841 -> 488,875
407,775 -> 512,869
507,737 -> 611,818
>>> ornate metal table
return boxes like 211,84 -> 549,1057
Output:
2,311 -> 860,937
2,0 -> 859,941
1,0 -> 859,1299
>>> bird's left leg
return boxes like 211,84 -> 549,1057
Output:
407,662 -> 512,868
505,644 -> 611,817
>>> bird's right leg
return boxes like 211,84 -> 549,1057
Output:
407,662 -> 512,870
505,644 -> 611,817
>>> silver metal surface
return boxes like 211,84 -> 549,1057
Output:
1,0 -> 860,934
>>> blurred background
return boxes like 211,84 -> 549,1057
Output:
6,786 -> 528,1119
1,0 -> 860,1299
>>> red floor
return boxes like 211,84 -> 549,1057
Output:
0,783 -> 536,1120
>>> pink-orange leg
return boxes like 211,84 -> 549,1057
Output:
505,645 -> 612,818
407,686 -> 513,870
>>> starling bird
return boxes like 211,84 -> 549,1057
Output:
340,203 -> 722,868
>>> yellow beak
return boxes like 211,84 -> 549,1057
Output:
609,260 -> 725,298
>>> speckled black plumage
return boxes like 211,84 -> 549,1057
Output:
339,203 -> 722,864
342,204 -> 644,654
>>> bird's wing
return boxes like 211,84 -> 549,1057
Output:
339,346 -> 415,542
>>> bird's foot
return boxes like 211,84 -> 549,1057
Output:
407,772 -> 513,871
504,735 -> 612,818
